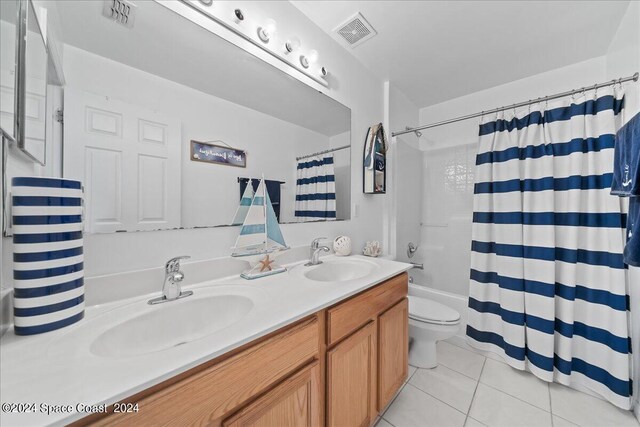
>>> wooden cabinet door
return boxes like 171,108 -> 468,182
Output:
377,298 -> 408,411
223,361 -> 322,427
327,322 -> 376,427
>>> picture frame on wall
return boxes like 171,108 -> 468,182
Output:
190,140 -> 247,168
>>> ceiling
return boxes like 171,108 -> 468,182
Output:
53,0 -> 350,137
291,1 -> 631,108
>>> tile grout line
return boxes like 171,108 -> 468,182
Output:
378,415 -> 397,427
407,365 -> 419,382
479,379 -> 553,415
380,416 -> 397,427
400,380 -> 470,422
437,342 -> 488,382
438,359 -> 484,382
465,356 -> 487,426
549,382 -> 554,427
380,366 -> 418,423
474,357 -> 554,415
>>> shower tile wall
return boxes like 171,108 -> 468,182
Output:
420,143 -> 476,296
395,140 -> 423,263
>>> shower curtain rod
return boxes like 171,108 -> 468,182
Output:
296,144 -> 350,161
392,71 -> 639,137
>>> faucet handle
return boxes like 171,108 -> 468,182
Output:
166,256 -> 190,273
311,237 -> 328,248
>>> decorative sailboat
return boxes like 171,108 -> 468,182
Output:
231,176 -> 289,279
231,183 -> 254,225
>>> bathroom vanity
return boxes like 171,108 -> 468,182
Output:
79,272 -> 407,426
0,256 -> 411,426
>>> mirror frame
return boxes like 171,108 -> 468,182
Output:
0,0 -> 19,143
15,0 -> 48,166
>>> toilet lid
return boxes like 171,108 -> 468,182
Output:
408,296 -> 461,324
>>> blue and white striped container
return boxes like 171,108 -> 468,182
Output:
11,177 -> 85,335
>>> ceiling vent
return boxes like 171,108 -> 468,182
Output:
333,12 -> 376,48
102,0 -> 137,29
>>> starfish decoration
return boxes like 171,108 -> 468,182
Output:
258,254 -> 275,272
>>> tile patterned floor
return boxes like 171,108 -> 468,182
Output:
377,341 -> 639,427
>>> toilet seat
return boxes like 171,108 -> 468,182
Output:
408,295 -> 460,325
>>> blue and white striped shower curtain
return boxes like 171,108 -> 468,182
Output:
466,87 -> 632,409
295,155 -> 337,220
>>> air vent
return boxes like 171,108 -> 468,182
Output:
333,12 -> 376,48
102,0 -> 137,29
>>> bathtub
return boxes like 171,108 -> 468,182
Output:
408,281 -> 469,346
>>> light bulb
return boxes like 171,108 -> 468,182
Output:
307,49 -> 319,64
233,9 -> 244,24
300,49 -> 319,69
257,18 -> 277,43
285,37 -> 300,54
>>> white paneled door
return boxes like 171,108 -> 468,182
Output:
63,88 -> 181,233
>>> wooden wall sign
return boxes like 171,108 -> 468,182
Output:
190,140 -> 247,168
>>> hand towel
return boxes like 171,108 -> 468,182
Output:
611,112 -> 640,266
625,198 -> 639,267
611,112 -> 640,196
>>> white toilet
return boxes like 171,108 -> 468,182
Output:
408,295 -> 461,369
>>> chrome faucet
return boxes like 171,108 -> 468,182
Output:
148,256 -> 193,305
306,237 -> 330,266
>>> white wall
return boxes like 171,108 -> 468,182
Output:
604,0 -> 640,415
414,56 -> 609,296
2,0 -> 386,282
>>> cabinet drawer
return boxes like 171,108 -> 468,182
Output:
327,273 -> 407,346
95,316 -> 319,426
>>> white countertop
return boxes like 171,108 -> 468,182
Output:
0,255 -> 411,426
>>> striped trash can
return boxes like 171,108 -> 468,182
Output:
11,177 -> 85,335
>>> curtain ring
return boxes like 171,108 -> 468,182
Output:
593,83 -> 598,97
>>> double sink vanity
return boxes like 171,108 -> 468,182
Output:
1,254 -> 411,426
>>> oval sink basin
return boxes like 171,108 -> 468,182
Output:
91,294 -> 253,358
303,259 -> 376,282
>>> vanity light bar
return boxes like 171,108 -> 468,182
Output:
181,0 -> 329,87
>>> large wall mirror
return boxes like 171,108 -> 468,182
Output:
4,0 -> 351,234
